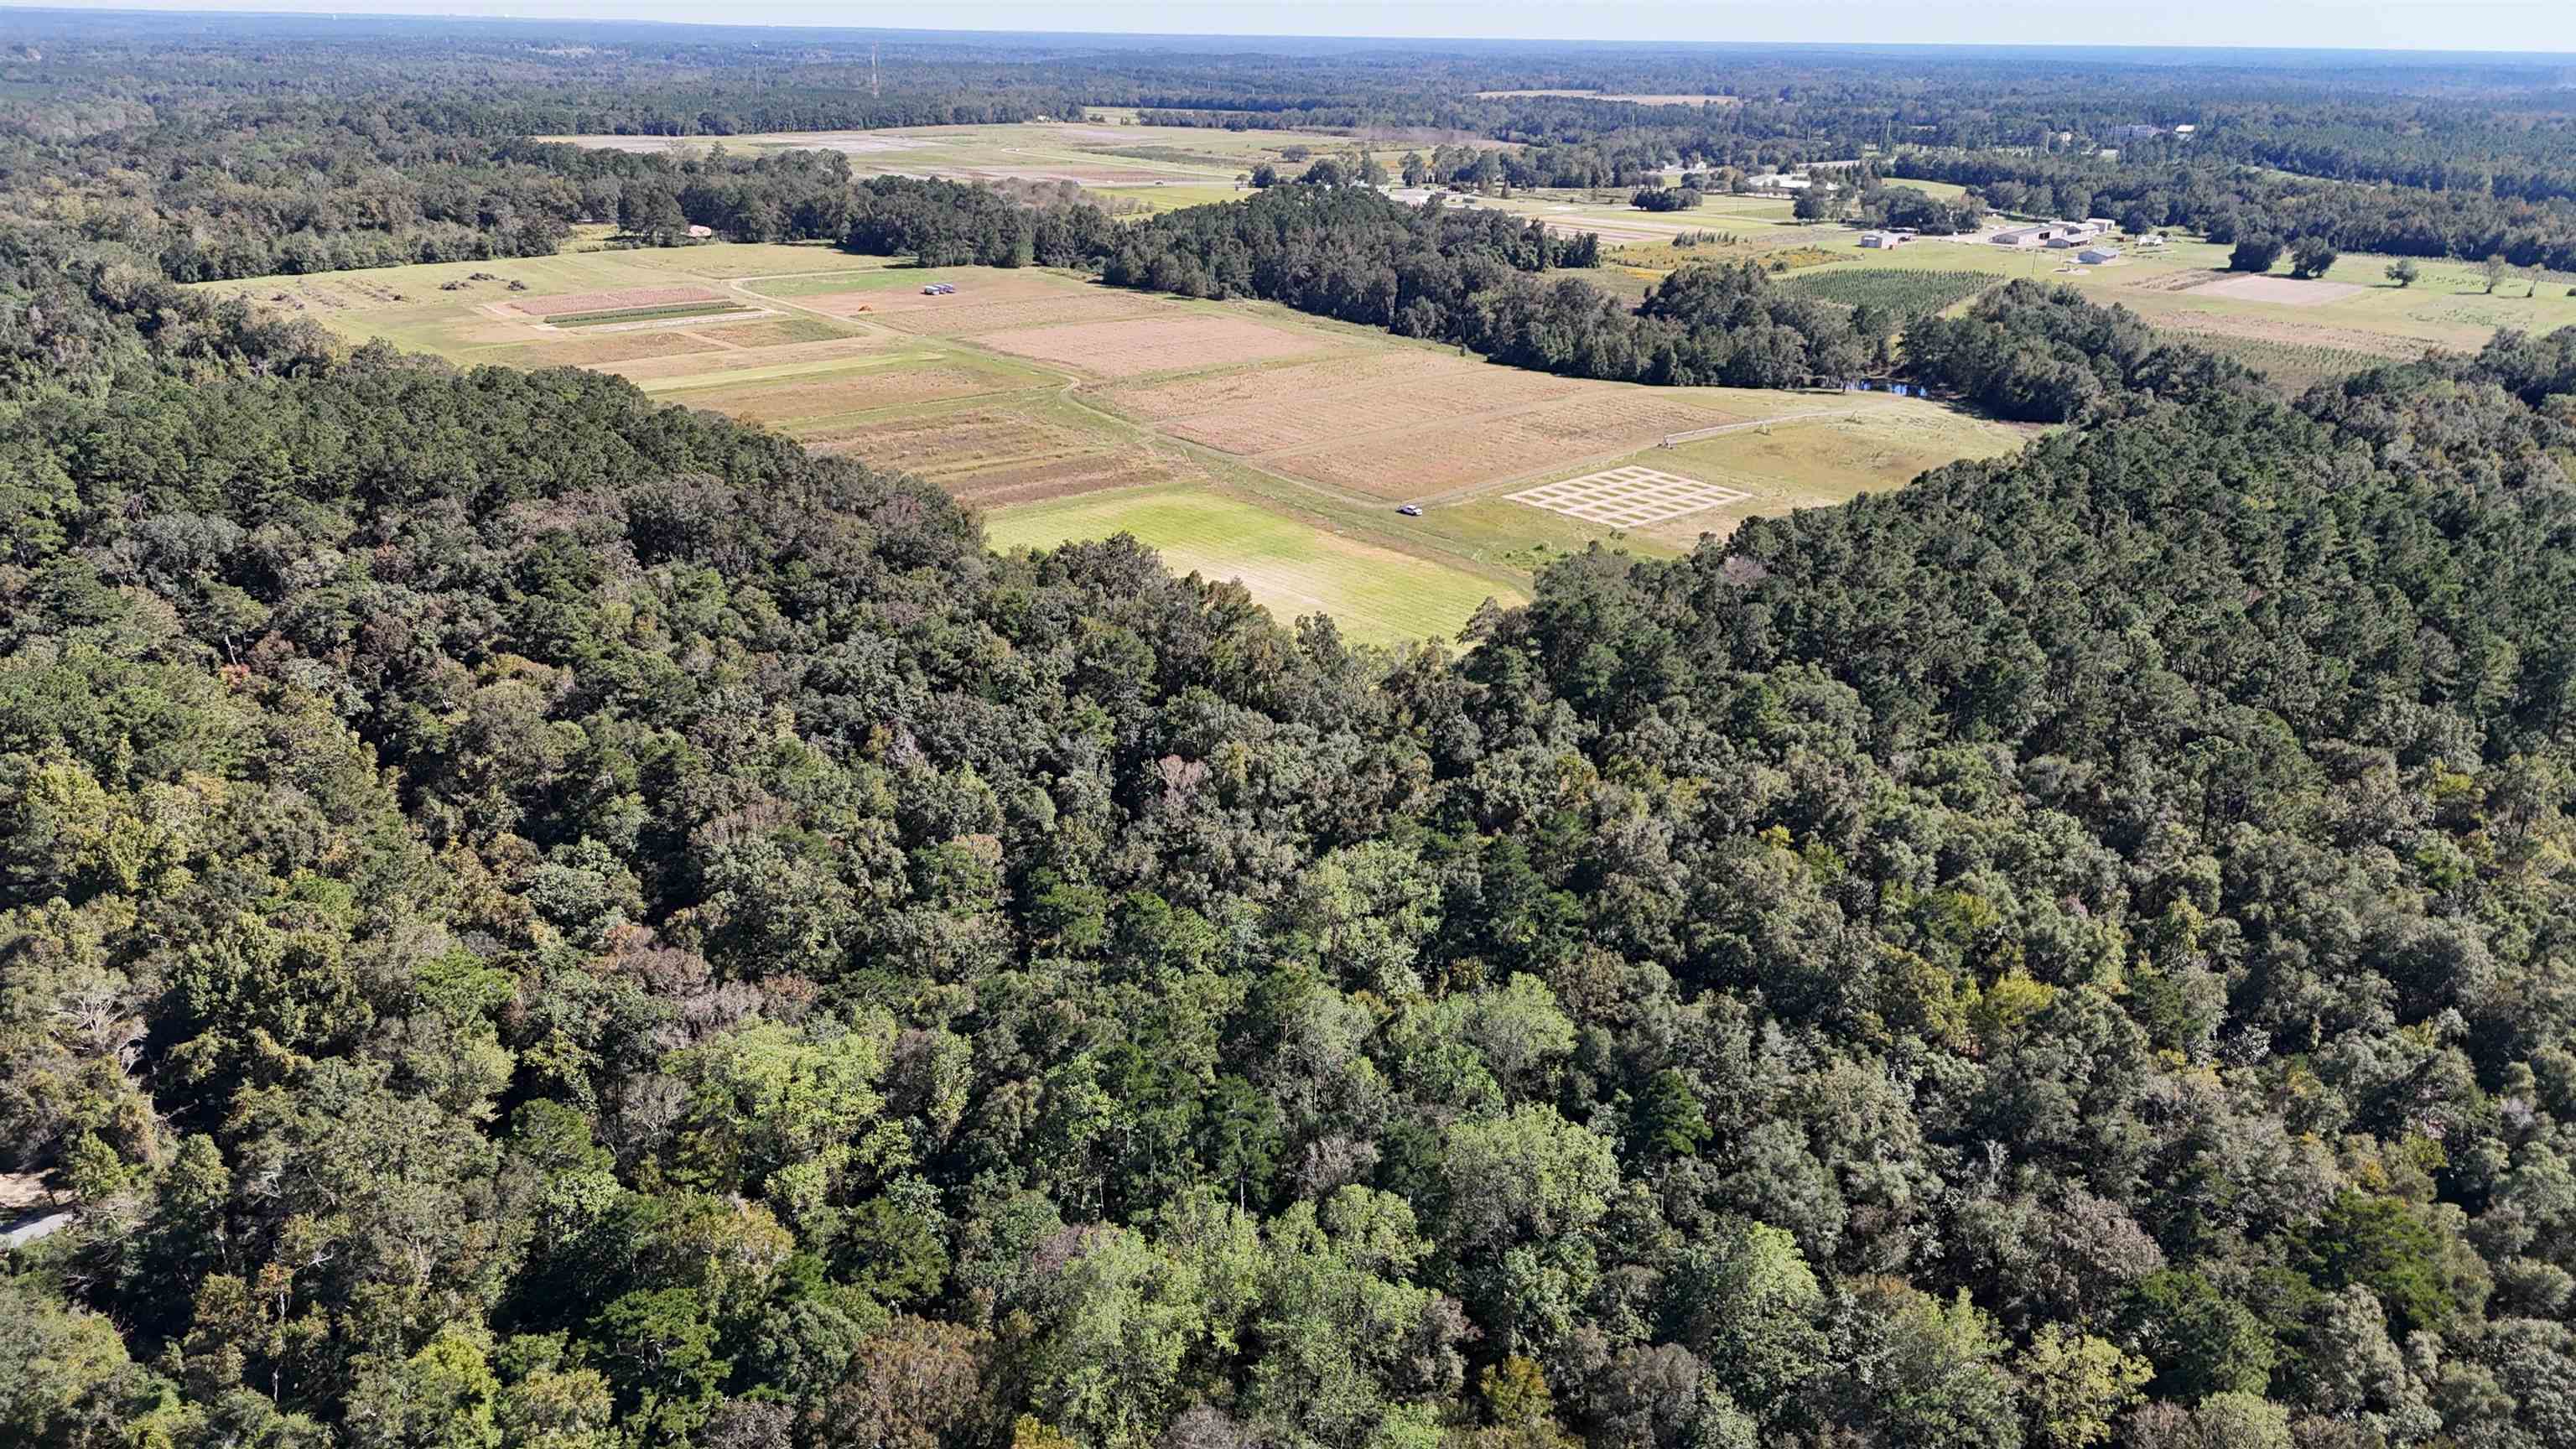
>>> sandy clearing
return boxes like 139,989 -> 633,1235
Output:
2184,274 -> 2368,307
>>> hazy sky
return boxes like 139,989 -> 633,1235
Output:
27,0 -> 2576,53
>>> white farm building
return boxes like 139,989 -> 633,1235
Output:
1993,220 -> 2100,249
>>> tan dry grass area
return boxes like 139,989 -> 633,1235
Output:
804,408 -> 1055,466
805,408 -> 1192,506
945,454 -> 1194,506
1272,389 -> 1741,498
2148,309 -> 2430,358
692,317 -> 852,348
508,285 -> 724,318
600,336 -> 898,383
2123,268 -> 2232,294
972,314 -> 1342,377
848,273 -> 1071,314
1103,353 -> 1436,423
676,366 -> 1022,423
2184,274 -> 2368,307
513,331 -> 710,366
1109,352 -> 1586,456
0,1171 -> 48,1213
867,292 -> 1166,337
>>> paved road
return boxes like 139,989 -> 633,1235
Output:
3,1208 -> 74,1249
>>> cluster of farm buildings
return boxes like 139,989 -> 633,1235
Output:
1857,215 -> 2167,263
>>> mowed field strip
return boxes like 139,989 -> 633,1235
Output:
196,239 -> 2026,643
984,486 -> 1517,647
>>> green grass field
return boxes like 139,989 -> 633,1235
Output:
544,119 -> 1382,193
984,485 -> 1523,647
550,300 -> 756,327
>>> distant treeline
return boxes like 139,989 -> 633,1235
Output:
840,175 -> 1120,267
2201,107 -> 2576,209
70,128 -> 877,282
1890,152 -> 2576,272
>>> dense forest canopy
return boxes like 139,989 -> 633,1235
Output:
13,14 -> 2576,1449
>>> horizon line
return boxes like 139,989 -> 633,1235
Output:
10,4 -> 2576,60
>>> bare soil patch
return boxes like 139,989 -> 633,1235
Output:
973,314 -> 1339,377
509,285 -> 724,318
1,1171 -> 48,1213
2184,274 -> 2367,307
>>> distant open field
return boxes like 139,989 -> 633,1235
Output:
540,119 -> 1416,213
195,240 -> 2029,644
1718,226 -> 2576,389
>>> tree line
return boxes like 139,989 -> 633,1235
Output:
841,180 -> 1888,391
1888,151 -> 2576,273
